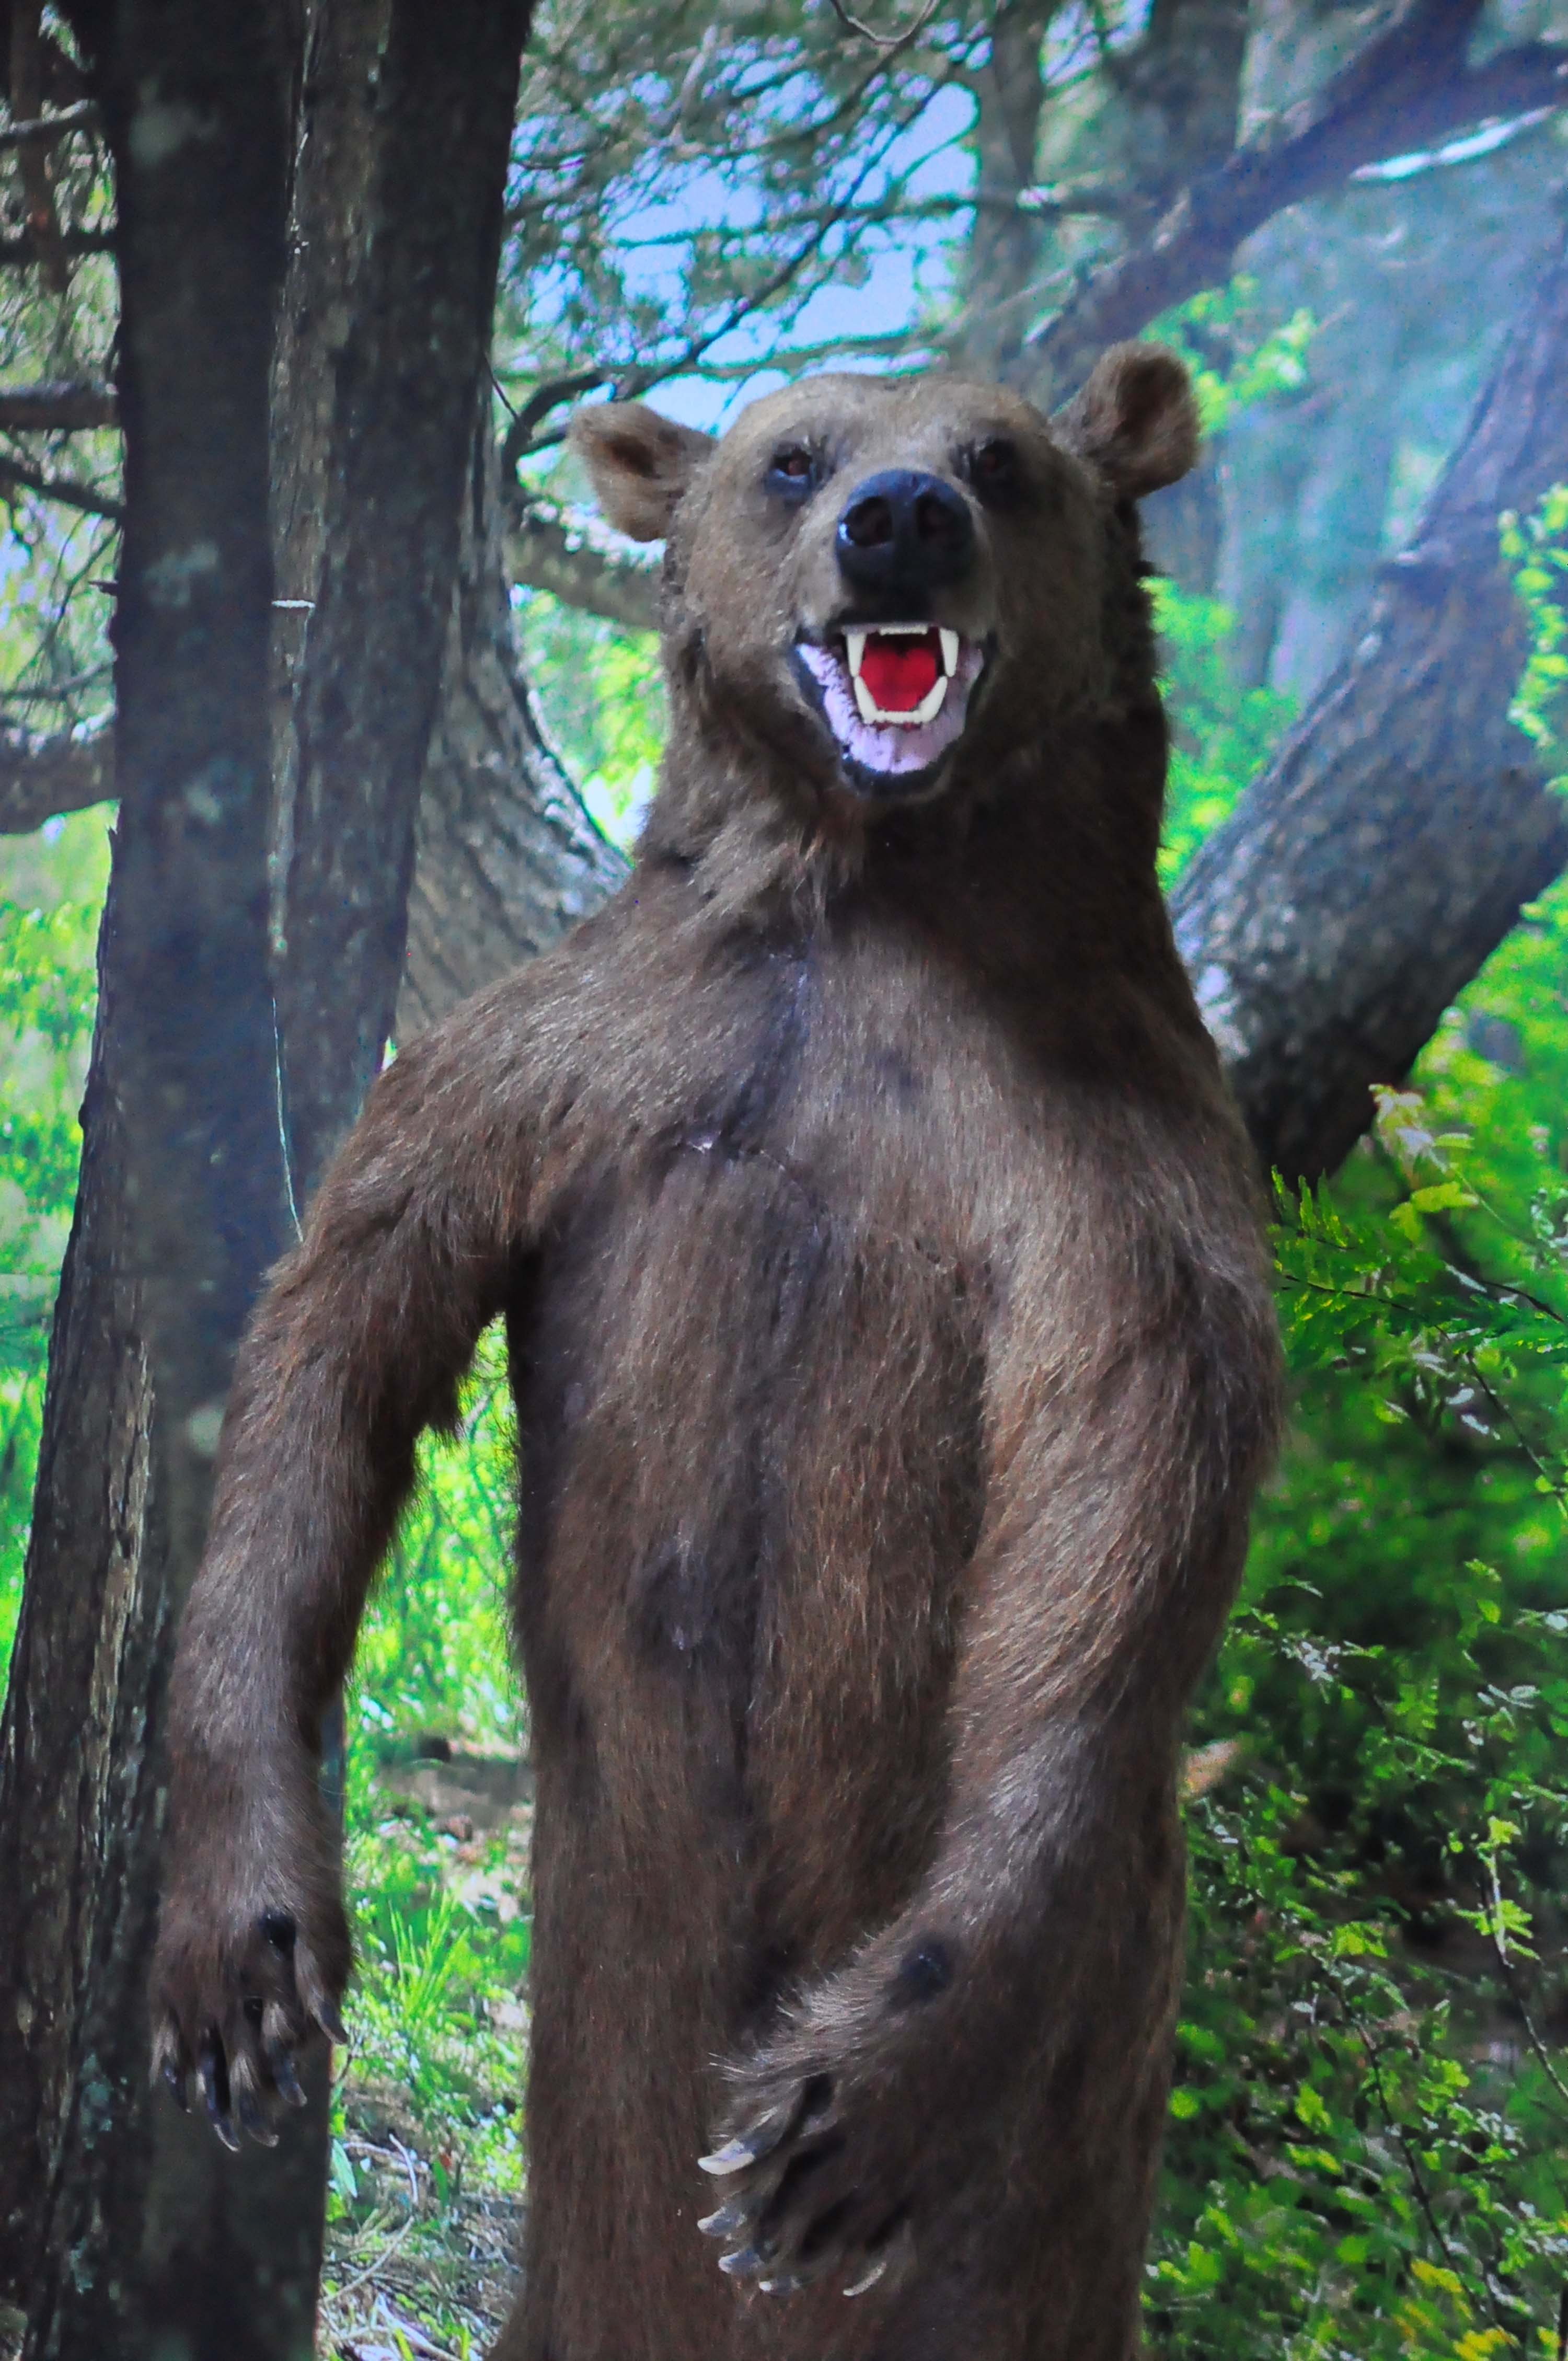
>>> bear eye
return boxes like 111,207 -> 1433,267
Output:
963,436 -> 1023,506
766,445 -> 820,503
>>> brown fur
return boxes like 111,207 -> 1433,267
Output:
152,347 -> 1281,2361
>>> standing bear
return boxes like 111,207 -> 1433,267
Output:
152,346 -> 1283,2361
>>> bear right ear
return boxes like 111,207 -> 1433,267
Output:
1055,343 -> 1200,501
569,402 -> 714,542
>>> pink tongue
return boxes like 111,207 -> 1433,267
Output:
859,631 -> 939,712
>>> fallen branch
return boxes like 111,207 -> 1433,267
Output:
1025,0 -> 1568,402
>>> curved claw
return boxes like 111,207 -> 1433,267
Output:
699,2135 -> 763,2177
315,1999 -> 349,2047
237,2086 -> 279,2148
161,2057 -> 190,2114
701,2076 -> 832,2177
698,2199 -> 751,2239
199,2042 -> 239,2153
268,2047 -> 307,2109
717,2244 -> 769,2281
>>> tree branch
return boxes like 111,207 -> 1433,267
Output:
0,223 -> 113,263
10,3 -> 69,289
0,449 -> 121,517
0,704 -> 112,833
504,481 -> 659,631
1024,0 -> 1568,402
0,97 -> 98,147
0,379 -> 115,429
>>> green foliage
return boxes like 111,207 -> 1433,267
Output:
1156,581 -> 1296,882
1502,485 -> 1568,785
1152,975 -> 1568,2355
354,1326 -> 524,1753
514,588 -> 664,851
1153,277 -> 1317,441
0,809 -> 109,1668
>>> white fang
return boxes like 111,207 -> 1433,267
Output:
843,623 -> 960,730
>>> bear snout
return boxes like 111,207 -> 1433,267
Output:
835,468 -> 976,600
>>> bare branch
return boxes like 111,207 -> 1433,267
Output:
1024,0 -> 1568,402
512,86 -> 944,460
0,223 -> 113,264
501,366 -> 609,483
0,710 -> 112,832
10,3 -> 68,289
0,98 -> 98,149
824,0 -> 938,53
0,451 -> 121,518
0,380 -> 116,429
504,482 -> 659,631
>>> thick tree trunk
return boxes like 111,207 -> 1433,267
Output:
0,8 -> 306,2357
271,0 -> 531,1202
0,0 -> 533,2351
400,416 -> 626,1034
1171,222 -> 1568,1182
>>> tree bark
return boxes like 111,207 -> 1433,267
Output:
1022,0 -> 1567,407
1171,220 -> 1568,1182
271,0 -> 532,1203
401,417 -> 626,1034
0,7 -> 306,2358
0,0 -> 534,2350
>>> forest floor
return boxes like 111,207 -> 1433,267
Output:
321,1747 -> 533,2360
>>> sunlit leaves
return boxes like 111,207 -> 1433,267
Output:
1502,485 -> 1568,785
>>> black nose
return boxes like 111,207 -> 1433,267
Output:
835,469 -> 975,597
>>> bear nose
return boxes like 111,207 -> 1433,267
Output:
835,469 -> 975,596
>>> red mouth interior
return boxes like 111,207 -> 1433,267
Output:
858,630 -> 940,712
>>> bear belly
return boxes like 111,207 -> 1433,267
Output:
513,1137 -> 986,1965
505,1143 -> 991,2356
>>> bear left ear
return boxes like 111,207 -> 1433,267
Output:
1056,343 -> 1200,501
569,401 -> 714,542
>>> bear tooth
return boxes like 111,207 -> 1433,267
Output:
938,628 -> 959,675
852,670 -> 881,725
844,628 -> 869,678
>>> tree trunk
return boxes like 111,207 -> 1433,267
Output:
0,7 -> 307,2356
1171,221 -> 1568,1182
955,0 -> 1057,383
400,413 -> 626,1035
271,0 -> 532,1202
0,0 -> 533,2350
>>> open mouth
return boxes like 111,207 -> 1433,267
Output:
794,623 -> 985,794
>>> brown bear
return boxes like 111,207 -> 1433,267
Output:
151,347 -> 1283,2361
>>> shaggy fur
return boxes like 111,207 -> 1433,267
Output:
152,348 -> 1283,2361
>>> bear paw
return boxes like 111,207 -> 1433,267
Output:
151,1846 -> 350,2150
698,2046 -> 922,2300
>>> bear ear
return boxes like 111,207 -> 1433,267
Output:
1056,343 -> 1200,501
568,401 -> 714,542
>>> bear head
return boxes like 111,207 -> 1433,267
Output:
570,346 -> 1197,830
